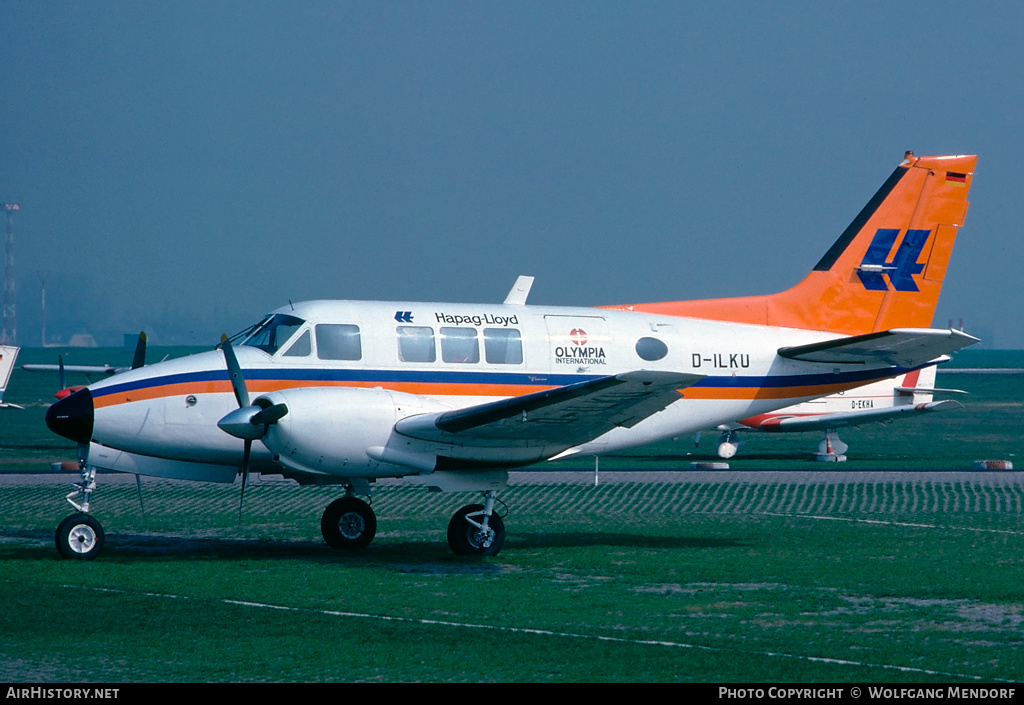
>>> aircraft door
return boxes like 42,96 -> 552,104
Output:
543,315 -> 611,374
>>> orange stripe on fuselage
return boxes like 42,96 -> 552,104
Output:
91,380 -> 563,409
680,379 -> 873,401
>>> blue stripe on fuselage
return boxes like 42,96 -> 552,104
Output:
89,363 -> 925,401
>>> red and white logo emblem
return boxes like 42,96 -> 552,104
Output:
570,328 -> 587,346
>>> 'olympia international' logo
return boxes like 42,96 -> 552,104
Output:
856,228 -> 931,292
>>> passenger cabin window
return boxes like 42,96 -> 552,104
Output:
237,313 -> 305,355
282,329 -> 312,357
483,328 -> 523,364
316,324 -> 362,361
440,327 -> 480,363
397,326 -> 436,362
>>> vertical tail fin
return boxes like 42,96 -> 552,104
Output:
617,152 -> 976,335
0,345 -> 19,406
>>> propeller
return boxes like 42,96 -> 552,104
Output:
53,355 -> 86,400
216,335 -> 288,521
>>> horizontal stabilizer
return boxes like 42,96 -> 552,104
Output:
748,399 -> 963,432
778,329 -> 978,368
396,370 -> 703,447
894,386 -> 967,395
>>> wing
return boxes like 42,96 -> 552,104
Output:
778,328 -> 978,368
20,333 -> 145,382
395,370 -> 704,448
745,399 -> 963,432
22,364 -> 122,375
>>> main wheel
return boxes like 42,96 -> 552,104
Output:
321,497 -> 377,549
55,512 -> 105,560
447,503 -> 505,556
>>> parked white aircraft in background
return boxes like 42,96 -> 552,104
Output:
44,152 -> 978,560
22,333 -> 148,398
705,362 -> 966,461
0,345 -> 24,409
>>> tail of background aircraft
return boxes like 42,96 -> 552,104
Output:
618,152 -> 976,336
0,345 -> 23,409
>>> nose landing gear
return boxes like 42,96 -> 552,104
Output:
55,459 -> 105,560
56,512 -> 105,560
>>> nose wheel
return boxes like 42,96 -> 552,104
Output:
55,455 -> 106,560
56,512 -> 105,560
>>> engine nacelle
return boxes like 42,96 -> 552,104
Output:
256,387 -> 447,478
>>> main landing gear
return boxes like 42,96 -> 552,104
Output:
321,495 -> 377,549
319,488 -> 507,556
447,494 -> 505,556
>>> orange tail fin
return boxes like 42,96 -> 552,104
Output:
615,152 -> 976,335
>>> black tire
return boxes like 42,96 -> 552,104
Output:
447,503 -> 505,557
55,512 -> 105,560
321,497 -> 377,549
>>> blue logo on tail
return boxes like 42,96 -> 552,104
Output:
857,228 -> 930,292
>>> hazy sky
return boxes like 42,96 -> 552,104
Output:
2,2 -> 1022,347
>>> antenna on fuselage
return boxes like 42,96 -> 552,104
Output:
503,275 -> 534,306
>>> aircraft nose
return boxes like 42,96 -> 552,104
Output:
45,388 -> 94,443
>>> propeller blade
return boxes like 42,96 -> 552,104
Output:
250,403 -> 288,426
239,439 -> 251,523
219,334 -> 258,523
135,474 -> 146,519
131,331 -> 147,370
219,335 -> 250,408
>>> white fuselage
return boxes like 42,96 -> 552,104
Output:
81,299 -> 917,480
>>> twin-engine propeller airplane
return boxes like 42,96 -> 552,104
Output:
706,362 -> 967,461
45,151 -> 978,560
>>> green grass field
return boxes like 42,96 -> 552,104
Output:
1,477 -> 1023,682
1,347 -> 1022,682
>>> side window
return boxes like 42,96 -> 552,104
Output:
397,326 -> 436,363
440,327 -> 480,363
316,324 -> 362,361
635,337 -> 668,361
483,328 -> 523,364
282,329 -> 312,357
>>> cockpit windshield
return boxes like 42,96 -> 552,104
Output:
229,313 -> 306,355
